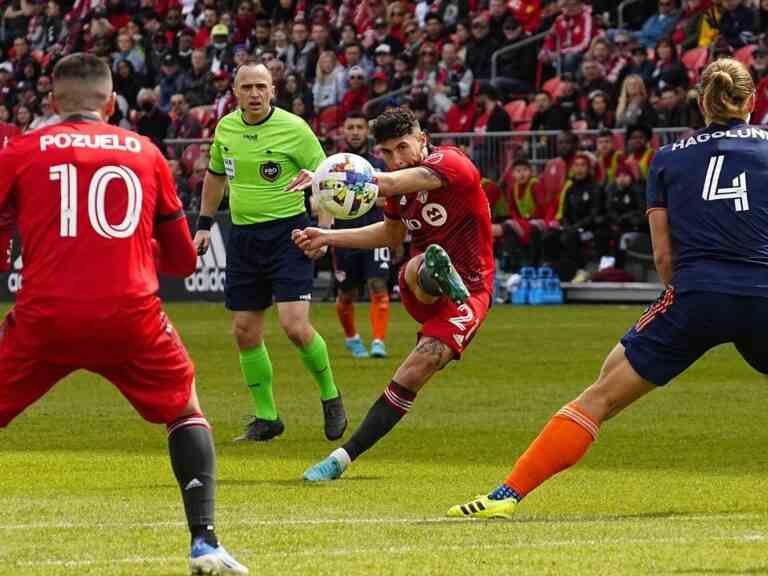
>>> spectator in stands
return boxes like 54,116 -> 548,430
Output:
371,17 -> 404,55
283,72 -> 314,115
751,47 -> 768,82
0,67 -> 15,110
553,153 -> 607,281
605,163 -> 647,269
0,103 -> 12,124
671,0 -> 711,51
443,81 -> 476,132
539,0 -> 597,75
656,85 -> 690,126
699,0 -> 724,47
267,58 -> 290,109
135,87 -> 171,149
487,0 -> 511,45
589,37 -> 626,86
176,28 -> 196,70
208,24 -> 235,75
251,18 -> 272,51
495,157 -> 553,271
495,16 -> 537,95
585,90 -> 615,129
272,0 -> 296,26
402,18 -> 425,59
285,20 -> 315,79
14,104 -> 33,132
431,42 -> 472,116
194,7 -> 218,48
340,65 -> 369,118
28,96 -> 59,131
158,54 -> 188,112
9,37 -> 32,81
580,59 -> 614,103
531,90 -> 571,131
392,52 -> 413,90
452,20 -> 471,63
632,0 -> 681,50
624,123 -> 656,182
616,74 -> 658,128
412,41 -> 439,85
556,73 -> 583,120
272,27 -> 290,60
595,128 -> 624,185
373,43 -> 395,77
114,60 -> 141,110
212,70 -> 236,122
424,13 -> 447,50
466,16 -> 498,80
760,0 -> 768,36
185,49 -> 215,107
313,50 -> 345,111
718,0 -> 756,49
650,38 -> 689,93
112,31 -> 146,76
42,0 -> 66,53
556,129 -> 580,175
617,44 -> 656,88
168,158 -> 194,210
472,83 -> 511,180
308,22 -> 336,80
167,93 -> 203,157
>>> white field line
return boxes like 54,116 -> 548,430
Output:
7,533 -> 768,568
0,511 -> 762,532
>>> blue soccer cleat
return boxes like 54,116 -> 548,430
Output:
303,454 -> 347,482
370,339 -> 387,358
345,336 -> 369,358
190,538 -> 249,575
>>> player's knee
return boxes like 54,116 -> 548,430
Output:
337,290 -> 356,305
232,319 -> 262,349
368,278 -> 388,294
281,318 -> 312,346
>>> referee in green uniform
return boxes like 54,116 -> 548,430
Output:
193,62 -> 346,442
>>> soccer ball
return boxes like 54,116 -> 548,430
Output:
312,153 -> 379,220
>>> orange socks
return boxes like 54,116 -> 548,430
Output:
369,291 -> 390,342
504,403 -> 599,498
336,299 -> 356,339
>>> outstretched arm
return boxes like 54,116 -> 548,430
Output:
293,217 -> 406,253
375,167 -> 444,197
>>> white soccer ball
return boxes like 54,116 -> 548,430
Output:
312,153 -> 379,220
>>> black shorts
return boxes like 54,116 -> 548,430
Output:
621,288 -> 768,386
332,246 -> 390,292
225,213 -> 313,311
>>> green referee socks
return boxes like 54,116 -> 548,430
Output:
298,332 -> 339,401
239,343 -> 277,421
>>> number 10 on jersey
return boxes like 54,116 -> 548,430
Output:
50,163 -> 143,239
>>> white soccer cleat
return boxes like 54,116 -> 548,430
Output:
190,538 -> 249,575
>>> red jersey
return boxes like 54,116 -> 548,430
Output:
0,122 -> 20,149
384,146 -> 494,294
0,122 -> 19,272
0,117 -> 186,314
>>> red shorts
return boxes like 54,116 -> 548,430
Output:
399,270 -> 491,358
0,308 -> 194,427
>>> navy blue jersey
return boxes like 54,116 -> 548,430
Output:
333,152 -> 386,230
647,119 -> 768,296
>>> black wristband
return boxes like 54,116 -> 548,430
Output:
197,215 -> 214,231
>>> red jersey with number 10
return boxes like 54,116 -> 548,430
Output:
384,146 -> 494,294
0,118 -> 183,310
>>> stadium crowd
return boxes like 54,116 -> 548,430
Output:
2,0 -> 768,280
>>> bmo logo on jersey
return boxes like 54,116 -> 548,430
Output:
421,203 -> 448,227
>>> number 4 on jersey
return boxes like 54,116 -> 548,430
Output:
702,155 -> 749,212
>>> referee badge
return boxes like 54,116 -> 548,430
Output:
260,161 -> 281,182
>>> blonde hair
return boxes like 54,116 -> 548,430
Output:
615,74 -> 647,124
699,58 -> 754,124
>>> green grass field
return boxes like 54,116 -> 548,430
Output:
1,302 -> 767,575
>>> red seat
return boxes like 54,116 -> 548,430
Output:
681,47 -> 709,75
539,158 -> 568,206
317,106 -> 341,135
181,144 -> 203,175
542,76 -> 562,99
504,99 -> 528,123
523,102 -> 538,121
734,44 -> 757,67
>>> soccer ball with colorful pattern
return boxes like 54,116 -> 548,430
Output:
312,153 -> 379,220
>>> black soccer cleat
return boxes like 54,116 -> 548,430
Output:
322,394 -> 348,441
234,416 -> 285,442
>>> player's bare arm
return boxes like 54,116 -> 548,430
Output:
374,167 -> 443,197
648,208 -> 672,286
194,171 -> 226,255
292,217 -> 405,253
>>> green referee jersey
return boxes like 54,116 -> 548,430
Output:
208,106 -> 326,224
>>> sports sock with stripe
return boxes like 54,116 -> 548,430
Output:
298,332 -> 338,401
504,402 -> 599,498
239,343 -> 277,421
342,380 -> 416,461
336,298 -> 357,338
369,291 -> 390,342
167,414 -> 218,547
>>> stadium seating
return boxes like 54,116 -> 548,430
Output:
734,44 -> 757,67
681,47 -> 709,82
542,76 -> 562,99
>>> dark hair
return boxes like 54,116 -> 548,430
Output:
53,53 -> 111,84
372,107 -> 420,143
425,13 -> 443,23
478,82 -> 499,100
512,156 -> 531,168
626,123 -> 652,140
345,110 -> 367,122
597,128 -> 613,139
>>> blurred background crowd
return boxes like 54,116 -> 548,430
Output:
3,0 -> 768,282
